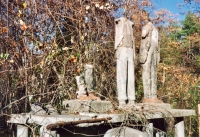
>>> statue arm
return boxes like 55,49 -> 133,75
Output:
139,24 -> 153,63
156,41 -> 160,65
131,32 -> 136,59
114,18 -> 124,49
155,29 -> 160,65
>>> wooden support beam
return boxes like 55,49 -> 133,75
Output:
46,117 -> 112,130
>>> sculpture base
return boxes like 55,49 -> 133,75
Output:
142,98 -> 163,103
62,100 -> 113,113
77,92 -> 100,101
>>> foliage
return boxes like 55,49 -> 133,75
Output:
157,11 -> 200,136
182,11 -> 200,35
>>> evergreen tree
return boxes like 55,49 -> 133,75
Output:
181,11 -> 200,36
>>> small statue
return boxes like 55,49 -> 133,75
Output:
115,17 -> 136,106
139,22 -> 162,103
76,64 -> 100,100
76,74 -> 87,98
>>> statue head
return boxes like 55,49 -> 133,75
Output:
142,22 -> 153,38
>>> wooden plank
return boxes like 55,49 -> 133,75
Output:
46,117 -> 112,130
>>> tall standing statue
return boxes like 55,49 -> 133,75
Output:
115,17 -> 135,106
139,22 -> 161,102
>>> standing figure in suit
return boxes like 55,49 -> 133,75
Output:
139,22 -> 161,101
115,17 -> 136,106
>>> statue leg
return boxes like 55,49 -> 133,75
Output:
142,62 -> 151,98
143,47 -> 162,103
127,48 -> 135,101
142,45 -> 154,98
117,47 -> 128,104
150,50 -> 157,98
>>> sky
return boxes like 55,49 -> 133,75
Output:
155,0 -> 195,21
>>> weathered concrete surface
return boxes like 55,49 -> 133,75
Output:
40,125 -> 58,137
62,100 -> 113,113
76,64 -> 94,98
7,102 -> 195,137
137,103 -> 171,109
17,125 -> 28,137
8,114 -> 93,126
156,132 -> 165,137
7,103 -> 195,137
139,22 -> 160,99
175,120 -> 185,137
76,75 -> 87,97
8,104 -> 195,127
104,126 -> 148,137
84,64 -> 94,93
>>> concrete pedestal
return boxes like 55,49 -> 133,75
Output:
104,126 -> 148,137
17,125 -> 28,137
175,120 -> 185,137
146,123 -> 153,137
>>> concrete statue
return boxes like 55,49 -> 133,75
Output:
84,64 -> 94,93
76,74 -> 87,98
76,64 -> 100,100
139,22 -> 161,102
115,17 -> 135,106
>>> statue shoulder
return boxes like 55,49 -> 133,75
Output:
152,27 -> 158,42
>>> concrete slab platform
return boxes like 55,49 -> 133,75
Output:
137,103 -> 172,109
7,106 -> 195,127
62,100 -> 113,113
